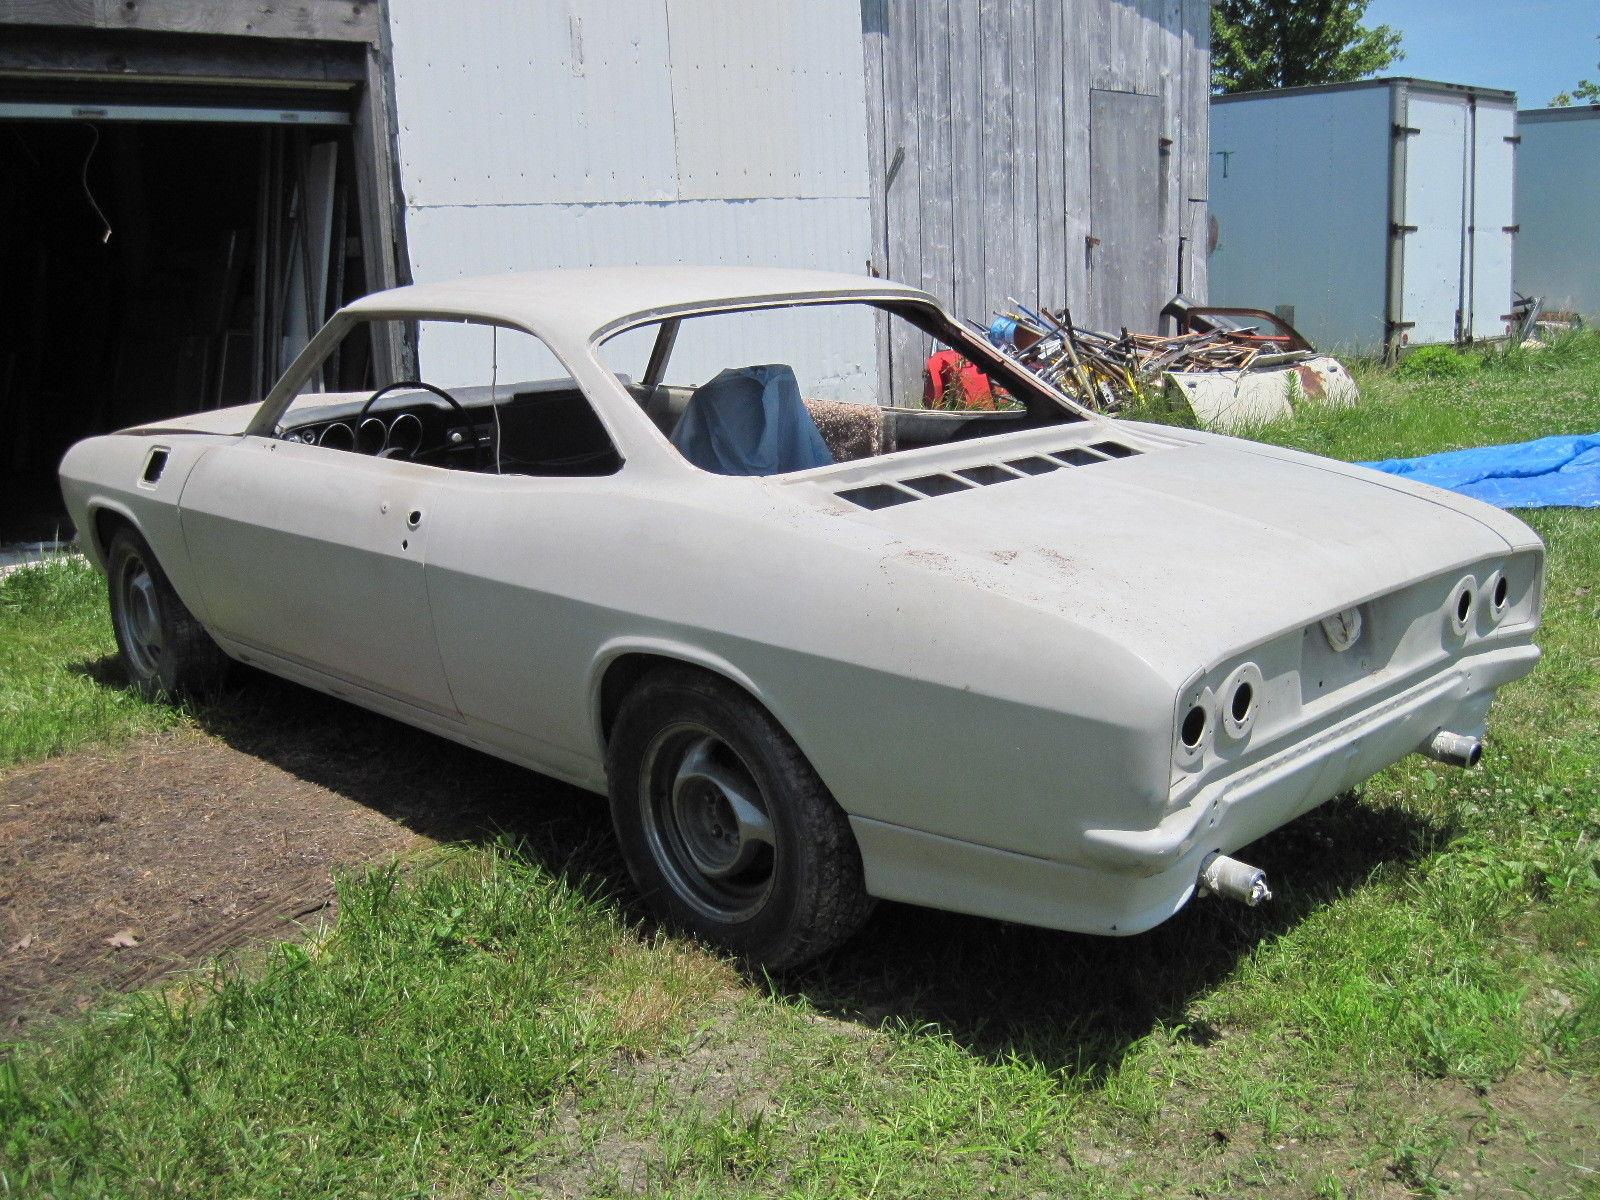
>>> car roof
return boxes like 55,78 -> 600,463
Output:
341,265 -> 935,340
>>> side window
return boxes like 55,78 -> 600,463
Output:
602,304 -> 881,404
597,301 -> 1032,476
280,318 -> 621,477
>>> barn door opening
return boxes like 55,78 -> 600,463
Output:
0,112 -> 369,543
1088,89 -> 1164,332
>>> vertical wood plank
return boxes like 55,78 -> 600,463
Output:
915,0 -> 954,309
951,0 -> 984,324
1155,0 -> 1182,318
1034,0 -> 1067,309
1062,0 -> 1091,311
1009,0 -> 1039,311
884,0 -> 924,403
1180,0 -> 1211,299
861,0 -> 893,395
978,0 -> 1013,323
352,32 -> 411,381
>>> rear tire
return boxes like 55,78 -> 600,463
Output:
606,667 -> 874,968
106,526 -> 230,700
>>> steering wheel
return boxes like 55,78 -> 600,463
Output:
356,380 -> 489,467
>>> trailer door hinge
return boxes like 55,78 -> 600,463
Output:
1392,123 -> 1421,137
1502,223 -> 1520,234
1504,134 -> 1522,144
1391,223 -> 1419,236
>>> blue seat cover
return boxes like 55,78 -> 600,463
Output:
671,365 -> 835,477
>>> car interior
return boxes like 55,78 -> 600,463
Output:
281,377 -> 624,476
277,304 -> 1079,479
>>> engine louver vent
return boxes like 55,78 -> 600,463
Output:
837,441 -> 1140,510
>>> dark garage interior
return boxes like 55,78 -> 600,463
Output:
0,114 -> 369,544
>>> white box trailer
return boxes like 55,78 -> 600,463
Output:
1208,79 -> 1517,357
1516,105 -> 1600,319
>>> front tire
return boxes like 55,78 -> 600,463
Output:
106,526 -> 230,700
606,668 -> 874,968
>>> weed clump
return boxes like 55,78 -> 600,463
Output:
1397,344 -> 1478,379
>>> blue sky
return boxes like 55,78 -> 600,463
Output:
1364,0 -> 1597,109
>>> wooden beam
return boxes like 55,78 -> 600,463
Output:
350,8 -> 411,380
0,28 -> 366,85
0,0 -> 382,44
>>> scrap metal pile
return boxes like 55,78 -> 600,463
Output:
975,302 -> 1271,414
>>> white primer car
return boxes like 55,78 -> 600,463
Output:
59,267 -> 1543,966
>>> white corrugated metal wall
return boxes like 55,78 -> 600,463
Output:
385,0 -> 879,399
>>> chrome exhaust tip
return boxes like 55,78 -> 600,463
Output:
1199,852 -> 1273,906
1422,730 -> 1483,769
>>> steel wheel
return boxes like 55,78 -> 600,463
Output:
114,549 -> 164,683
639,722 -> 778,922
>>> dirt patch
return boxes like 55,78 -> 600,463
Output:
517,1007 -> 790,1198
0,731 -> 414,1025
1073,1070 -> 1600,1199
1430,1071 -> 1600,1198
1,668 -> 612,1030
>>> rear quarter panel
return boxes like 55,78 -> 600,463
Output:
423,471 -> 1175,864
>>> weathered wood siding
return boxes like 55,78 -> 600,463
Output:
864,0 -> 1209,398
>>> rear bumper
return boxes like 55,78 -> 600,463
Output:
852,640 -> 1539,936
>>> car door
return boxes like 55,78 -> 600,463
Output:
420,470 -> 621,786
179,435 -> 460,720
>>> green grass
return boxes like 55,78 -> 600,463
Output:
3,338 -> 1599,1196
0,556 -> 184,767
1,847 -> 730,1198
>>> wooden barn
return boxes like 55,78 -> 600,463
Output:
0,0 -> 1211,540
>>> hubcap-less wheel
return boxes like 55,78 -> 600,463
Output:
115,553 -> 164,681
640,723 -> 776,922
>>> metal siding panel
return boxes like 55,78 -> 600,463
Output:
1401,91 -> 1470,345
1515,111 -> 1600,316
667,0 -> 869,201
403,197 -> 877,402
1207,88 -> 1394,354
387,0 -> 679,207
1468,100 -> 1515,339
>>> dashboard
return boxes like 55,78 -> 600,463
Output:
280,401 -> 478,463
277,382 -> 622,477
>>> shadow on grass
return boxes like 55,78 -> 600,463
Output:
73,654 -> 1447,1080
772,795 -> 1446,1079
70,654 -> 622,880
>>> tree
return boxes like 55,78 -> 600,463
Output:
1551,39 -> 1600,106
1211,0 -> 1403,94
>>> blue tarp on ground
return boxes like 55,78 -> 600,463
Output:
1360,432 -> 1600,509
